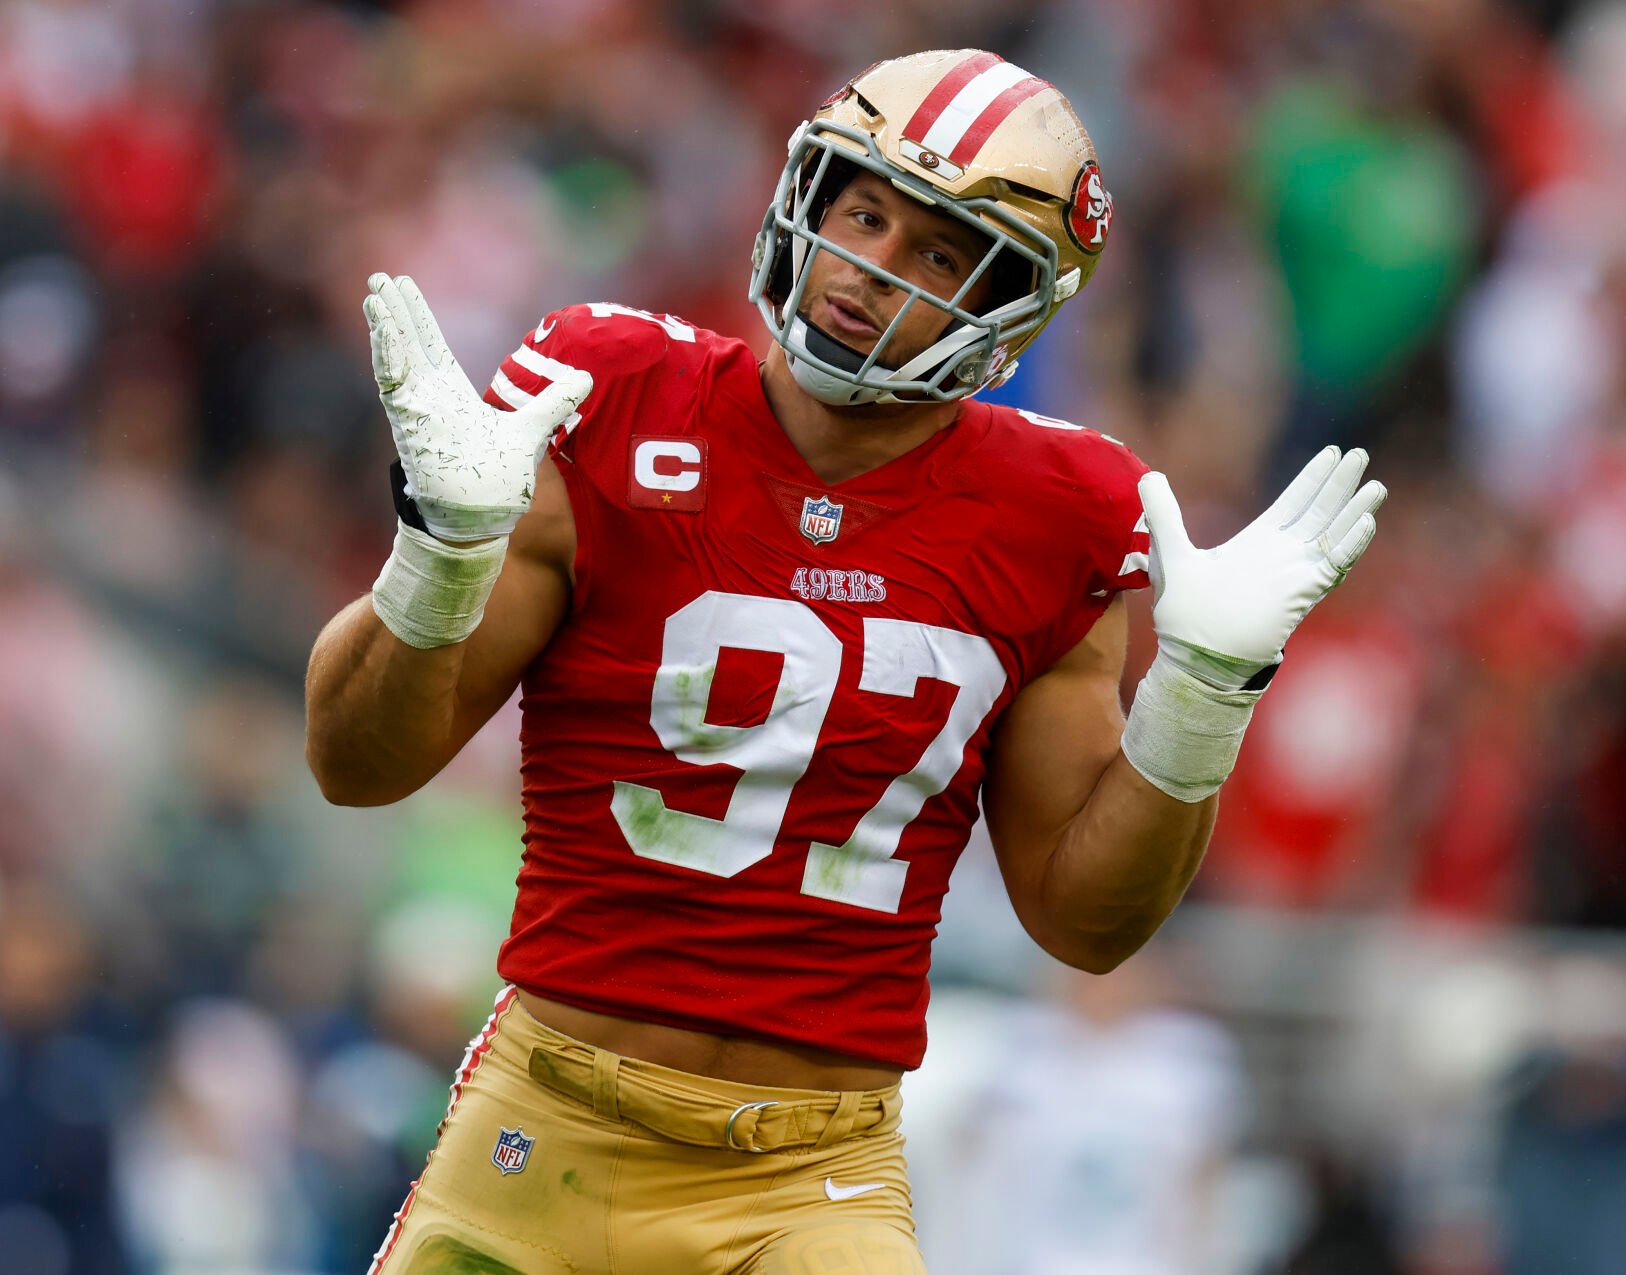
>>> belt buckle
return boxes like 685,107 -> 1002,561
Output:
724,1100 -> 778,1154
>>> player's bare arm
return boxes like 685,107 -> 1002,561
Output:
304,274 -> 590,806
987,448 -> 1385,973
304,457 -> 575,805
984,596 -> 1217,973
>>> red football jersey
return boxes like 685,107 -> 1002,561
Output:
484,303 -> 1149,1069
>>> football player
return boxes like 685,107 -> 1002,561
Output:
305,49 -> 1383,1275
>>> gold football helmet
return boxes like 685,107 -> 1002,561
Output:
749,49 -> 1113,406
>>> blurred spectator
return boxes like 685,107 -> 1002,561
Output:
129,680 -> 311,999
1495,1045 -> 1626,1274
1243,59 -> 1478,479
113,999 -> 315,1272
1408,509 -> 1591,922
0,878 -> 132,1275
1532,650 -> 1626,927
1451,185 -> 1618,511
1204,547 -> 1431,910
0,484 -> 172,880
913,951 -> 1250,1275
1279,1152 -> 1405,1275
1493,957 -> 1626,1275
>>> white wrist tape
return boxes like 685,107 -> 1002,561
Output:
1121,650 -> 1263,802
370,520 -> 508,649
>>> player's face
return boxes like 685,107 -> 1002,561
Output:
802,173 -> 996,367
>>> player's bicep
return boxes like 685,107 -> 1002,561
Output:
982,596 -> 1130,911
444,455 -> 575,747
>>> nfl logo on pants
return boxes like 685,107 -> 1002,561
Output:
800,494 -> 843,544
491,1126 -> 534,1175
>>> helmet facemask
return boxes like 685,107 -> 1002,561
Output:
749,118 -> 1065,406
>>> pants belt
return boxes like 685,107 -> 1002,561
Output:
525,1034 -> 902,1154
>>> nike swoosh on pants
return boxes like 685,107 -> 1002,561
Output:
824,1177 -> 887,1201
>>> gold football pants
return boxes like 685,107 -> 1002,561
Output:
368,988 -> 928,1275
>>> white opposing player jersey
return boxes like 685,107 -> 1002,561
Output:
944,1002 -> 1247,1275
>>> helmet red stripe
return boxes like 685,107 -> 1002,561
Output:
947,75 -> 1052,166
901,50 -> 1004,142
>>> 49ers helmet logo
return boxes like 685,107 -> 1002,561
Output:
1065,161 -> 1113,255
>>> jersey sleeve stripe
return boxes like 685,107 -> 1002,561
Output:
500,354 -> 546,392
1113,523 -> 1151,586
486,367 -> 531,409
513,341 -> 583,383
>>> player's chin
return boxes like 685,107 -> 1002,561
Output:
799,309 -> 947,384
828,332 -> 881,361
811,312 -> 920,368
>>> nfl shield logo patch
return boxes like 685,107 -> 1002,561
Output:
799,494 -> 843,545
491,1126 -> 534,1175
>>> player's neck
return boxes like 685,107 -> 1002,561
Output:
760,346 -> 962,487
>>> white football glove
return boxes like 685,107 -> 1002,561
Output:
363,272 -> 593,542
1140,446 -> 1386,691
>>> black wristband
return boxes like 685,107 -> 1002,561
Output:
390,460 -> 428,533
1242,660 -> 1281,692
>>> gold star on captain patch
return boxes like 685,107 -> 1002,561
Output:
661,493 -> 673,503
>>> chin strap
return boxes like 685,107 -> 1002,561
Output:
779,287 -> 1044,405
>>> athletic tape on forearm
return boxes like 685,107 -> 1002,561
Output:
1120,650 -> 1263,802
370,520 -> 508,649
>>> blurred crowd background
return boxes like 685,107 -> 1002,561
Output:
1,0 -> 1624,1272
